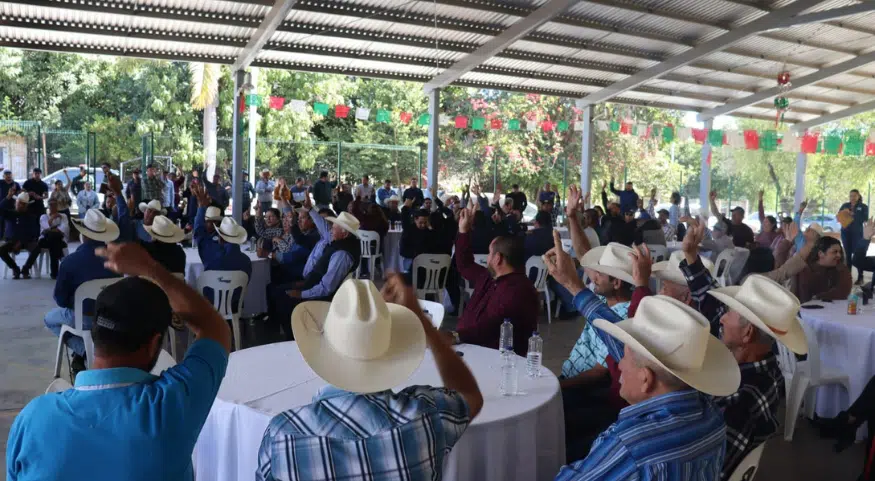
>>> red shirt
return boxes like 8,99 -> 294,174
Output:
455,232 -> 539,356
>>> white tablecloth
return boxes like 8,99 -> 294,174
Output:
382,230 -> 404,273
194,342 -> 565,481
183,247 -> 271,316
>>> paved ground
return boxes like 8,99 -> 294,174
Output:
0,247 -> 869,479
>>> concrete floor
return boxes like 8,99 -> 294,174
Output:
0,247 -> 868,479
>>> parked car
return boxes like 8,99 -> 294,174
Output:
802,214 -> 841,233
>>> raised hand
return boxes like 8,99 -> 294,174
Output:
629,244 -> 652,288
650,187 -> 657,198
381,274 -> 424,319
709,190 -> 718,201
458,207 -> 475,234
783,221 -> 800,243
566,185 -> 581,218
758,190 -> 764,201
108,173 -> 123,196
96,242 -> 160,277
799,199 -> 808,213
682,218 -> 705,263
194,183 -> 212,208
492,183 -> 502,205
543,230 -> 584,295
404,197 -> 414,209
864,217 -> 875,241
583,191 -> 591,206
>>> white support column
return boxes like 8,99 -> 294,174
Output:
426,88 -> 440,194
795,152 -> 807,210
580,105 -> 594,199
248,67 -> 258,177
231,69 -> 245,223
699,120 -> 713,218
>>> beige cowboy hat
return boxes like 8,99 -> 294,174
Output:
326,211 -> 360,238
580,242 -> 637,285
204,206 -> 223,221
261,168 -> 271,175
292,279 -> 426,393
594,295 -> 741,396
652,250 -> 715,286
215,216 -> 247,245
138,199 -> 166,215
143,215 -> 185,244
708,274 -> 808,354
72,209 -> 120,243
15,192 -> 34,204
807,223 -> 824,235
386,195 -> 401,203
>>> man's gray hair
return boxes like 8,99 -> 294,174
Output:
630,350 -> 690,392
736,315 -> 776,347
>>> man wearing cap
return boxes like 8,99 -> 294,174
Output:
23,167 -> 49,215
191,182 -> 252,280
0,169 -> 21,238
709,190 -> 755,248
44,209 -> 121,373
256,169 -> 276,213
9,242 -> 231,481
0,191 -> 41,278
256,276 -> 483,481
376,178 -> 394,207
125,167 -> 143,207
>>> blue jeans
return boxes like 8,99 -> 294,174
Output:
44,307 -> 89,357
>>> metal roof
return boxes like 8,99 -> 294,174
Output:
4,0 -> 875,123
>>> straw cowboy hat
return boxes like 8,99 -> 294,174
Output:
215,217 -> 247,245
386,195 -> 401,203
580,242 -> 637,285
292,279 -> 426,393
261,168 -> 271,175
326,211 -> 360,238
72,209 -> 120,243
143,215 -> 185,244
652,250 -> 715,285
204,206 -> 223,221
707,274 -> 808,354
15,192 -> 34,204
138,199 -> 166,215
594,295 -> 741,396
807,223 -> 824,235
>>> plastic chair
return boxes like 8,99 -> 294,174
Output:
782,321 -> 850,441
196,270 -> 250,352
561,239 -> 573,253
53,277 -> 122,377
525,256 -> 553,323
727,442 -> 766,481
412,254 -> 452,303
713,248 -> 737,287
356,230 -> 383,280
46,377 -> 73,394
418,299 -> 445,330
150,349 -> 177,375
460,254 -> 489,312
36,247 -> 70,278
647,244 -> 669,262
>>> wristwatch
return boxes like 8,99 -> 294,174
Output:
451,331 -> 460,345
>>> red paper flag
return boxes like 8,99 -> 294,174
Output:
335,105 -> 350,118
400,112 -> 412,124
744,130 -> 759,150
542,121 -> 554,132
455,116 -> 468,128
269,96 -> 285,110
238,95 -> 246,114
490,118 -> 502,130
866,142 -> 875,156
801,133 -> 819,154
620,122 -> 631,135
692,128 -> 706,144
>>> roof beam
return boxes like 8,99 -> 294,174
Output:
721,0 -> 875,36
423,0 -> 578,92
775,2 -> 875,29
699,48 -> 875,121
577,0 -> 826,107
790,99 -> 875,132
232,0 -> 299,71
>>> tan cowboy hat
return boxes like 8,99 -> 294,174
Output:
807,223 -> 824,235
708,274 -> 808,354
204,206 -> 222,221
15,192 -> 34,204
72,209 -> 120,243
386,195 -> 401,203
215,217 -> 247,245
138,199 -> 166,215
652,250 -> 715,286
580,242 -> 637,285
594,295 -> 741,396
261,168 -> 271,175
326,211 -> 360,238
143,215 -> 185,244
292,280 -> 426,393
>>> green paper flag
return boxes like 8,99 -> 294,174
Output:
824,135 -> 842,154
610,121 -> 620,133
708,129 -> 723,146
313,102 -> 329,116
417,113 -> 431,126
376,109 -> 391,123
508,119 -> 520,131
760,130 -> 778,152
845,139 -> 864,156
472,117 -> 486,130
558,120 -> 569,132
662,126 -> 674,143
245,94 -> 262,107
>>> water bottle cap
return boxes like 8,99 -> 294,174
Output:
532,331 -> 539,336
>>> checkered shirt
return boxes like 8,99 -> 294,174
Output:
561,299 -> 629,378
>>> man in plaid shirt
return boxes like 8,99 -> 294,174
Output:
142,164 -> 166,204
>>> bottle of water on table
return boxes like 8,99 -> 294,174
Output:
499,348 -> 519,396
499,318 -> 513,355
526,331 -> 543,378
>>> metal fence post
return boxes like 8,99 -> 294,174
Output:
337,142 -> 343,180
37,123 -> 42,172
418,145 -> 423,183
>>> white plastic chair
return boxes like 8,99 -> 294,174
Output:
526,256 -> 553,323
727,442 -> 766,481
37,247 -> 69,278
357,230 -> 384,280
782,321 -> 850,441
412,254 -> 452,303
647,244 -> 669,262
150,349 -> 177,375
45,377 -> 73,394
53,277 -> 122,377
196,270 -> 250,352
713,248 -> 737,287
460,254 -> 489,312
561,239 -> 573,253
418,300 -> 445,330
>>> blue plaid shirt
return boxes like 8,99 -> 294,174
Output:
256,385 -> 471,481
561,299 -> 629,378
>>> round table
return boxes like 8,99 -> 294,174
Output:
382,229 -> 404,273
183,247 -> 270,316
193,342 -> 565,481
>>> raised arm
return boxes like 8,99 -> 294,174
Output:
454,208 -> 488,283
709,190 -> 725,222
757,190 -> 765,231
565,185 -> 591,260
609,177 -> 621,196
600,182 -> 609,211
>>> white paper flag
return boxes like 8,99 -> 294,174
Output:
868,129 -> 875,143
677,127 -> 692,142
596,120 -> 609,132
636,123 -> 648,137
782,133 -> 801,153
573,121 -> 585,131
355,107 -> 370,121
726,130 -> 745,149
439,115 -> 452,127
527,120 -> 537,131
289,99 -> 307,113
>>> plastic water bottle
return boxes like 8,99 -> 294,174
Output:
499,349 -> 519,396
848,287 -> 862,315
526,332 -> 543,378
499,318 -> 513,355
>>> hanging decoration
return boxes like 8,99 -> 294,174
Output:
417,113 -> 431,126
558,120 -> 569,132
491,118 -> 503,130
312,102 -> 329,116
399,112 -> 412,124
454,116 -> 468,129
472,117 -> 486,130
508,119 -> 521,131
375,109 -> 391,123
774,70 -> 792,127
268,96 -> 285,110
334,105 -> 350,118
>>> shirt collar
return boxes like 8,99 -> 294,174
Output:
739,353 -> 778,375
618,389 -> 700,420
74,367 -> 157,390
314,385 -> 392,402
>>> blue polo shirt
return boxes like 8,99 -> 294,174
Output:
6,339 -> 228,481
53,240 -> 121,309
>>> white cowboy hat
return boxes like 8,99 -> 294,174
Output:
143,215 -> 185,244
580,242 -> 637,285
292,279 -> 426,393
215,217 -> 247,245
15,192 -> 33,204
807,223 -> 824,235
204,206 -> 222,221
138,199 -> 166,215
261,168 -> 271,175
386,195 -> 401,203
652,250 -> 715,286
72,209 -> 120,243
326,211 -> 360,238
707,274 -> 808,354
594,295 -> 741,396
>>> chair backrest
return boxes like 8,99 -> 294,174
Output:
46,377 -> 73,394
412,254 -> 452,294
800,320 -> 820,381
418,300 -> 445,329
525,256 -> 549,290
713,248 -> 737,286
647,244 -> 669,263
358,230 -> 381,258
74,277 -> 123,331
473,254 -> 489,267
775,337 -> 798,380
641,229 -> 667,246
727,442 -> 766,481
150,349 -> 177,375
561,239 -> 573,253
195,270 -> 250,320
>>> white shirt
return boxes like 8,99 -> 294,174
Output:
40,213 -> 69,242
583,226 -> 601,249
76,190 -> 100,214
355,183 -> 375,200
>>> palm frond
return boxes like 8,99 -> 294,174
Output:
189,63 -> 220,110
